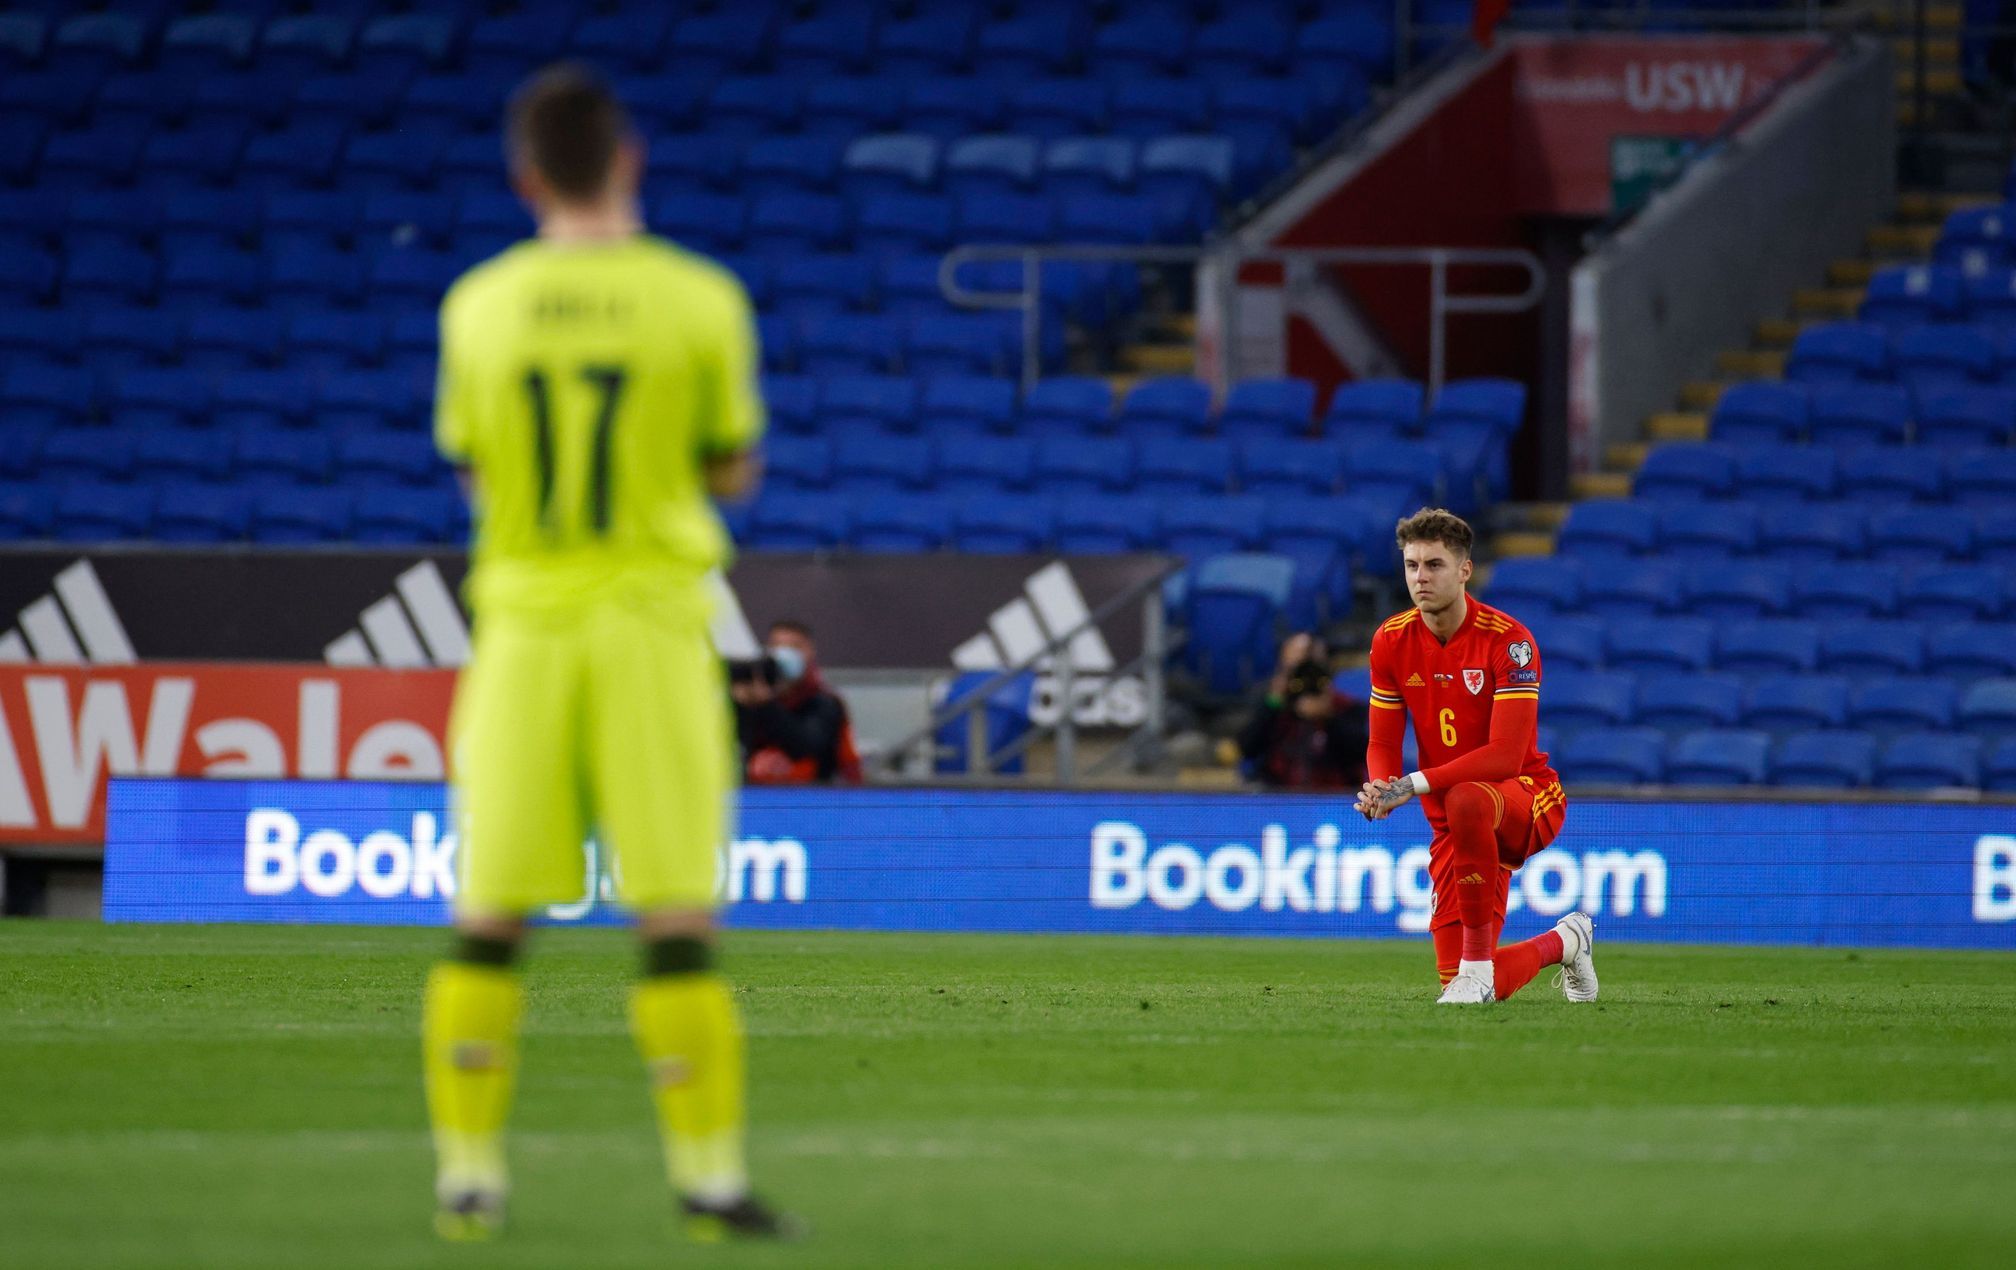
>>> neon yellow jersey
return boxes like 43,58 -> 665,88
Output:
435,234 -> 763,616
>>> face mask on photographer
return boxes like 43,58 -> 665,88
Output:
767,644 -> 807,685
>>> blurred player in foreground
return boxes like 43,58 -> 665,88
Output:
1356,509 -> 1599,1006
423,64 -> 794,1241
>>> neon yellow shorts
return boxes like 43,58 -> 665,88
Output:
448,593 -> 735,917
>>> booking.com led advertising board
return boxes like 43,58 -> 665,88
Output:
101,779 -> 2016,951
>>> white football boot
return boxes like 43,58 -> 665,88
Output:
1553,911 -> 1598,1003
1436,965 -> 1496,1005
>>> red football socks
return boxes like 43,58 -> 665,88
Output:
1491,928 -> 1565,1001
1444,783 -> 1502,959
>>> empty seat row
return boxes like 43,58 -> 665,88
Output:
1630,442 -> 2016,504
0,240 -> 472,307
0,477 -> 464,546
1551,725 -> 2013,791
1710,379 -> 2016,448
1787,319 -> 2016,387
0,305 -> 435,373
1859,262 -> 2016,326
1555,496 -> 2016,563
0,363 -> 428,430
1541,667 -> 2016,737
15,422 -> 448,488
1498,552 -> 2016,622
1514,611 -> 2016,682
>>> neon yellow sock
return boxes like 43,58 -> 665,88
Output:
629,973 -> 748,1203
422,962 -> 523,1197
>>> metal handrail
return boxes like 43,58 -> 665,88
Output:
939,244 -> 1546,395
874,559 -> 1181,785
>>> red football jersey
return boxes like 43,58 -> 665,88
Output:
1367,596 -> 1558,825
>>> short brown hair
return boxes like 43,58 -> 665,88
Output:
1394,508 -> 1474,559
507,63 -> 629,202
769,619 -> 814,642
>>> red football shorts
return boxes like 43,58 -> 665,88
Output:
1427,775 -> 1566,933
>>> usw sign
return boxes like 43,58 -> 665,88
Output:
0,665 -> 452,846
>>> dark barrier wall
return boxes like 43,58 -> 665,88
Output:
106,779 -> 2016,951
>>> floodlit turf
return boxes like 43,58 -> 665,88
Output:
1,924 -> 2012,1269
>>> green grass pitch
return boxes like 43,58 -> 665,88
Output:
1,923 -> 2012,1269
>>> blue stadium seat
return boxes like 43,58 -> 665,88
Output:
189,69 -> 296,132
936,435 -> 1035,492
1681,560 -> 1787,618
1817,620 -> 1925,675
0,308 -> 75,365
1716,618 -> 1822,674
1808,383 -> 1912,446
1138,135 -> 1235,235
153,481 -> 250,543
951,493 -> 1054,554
157,243 -> 259,306
918,376 -> 1015,434
288,310 -> 387,370
268,243 -> 365,306
217,369 -> 314,433
1339,438 -> 1442,505
982,13 -> 1089,81
907,78 -> 1006,142
820,375 -> 919,432
1429,378 -> 1526,436
41,426 -> 137,482
0,424 -> 49,480
1182,552 -> 1295,697
1958,680 -> 2016,738
1236,438 -> 1342,496
1324,378 -> 1422,436
855,193 -> 954,254
842,134 -> 939,199
568,8 -> 674,71
258,13 -> 356,77
1159,496 -> 1267,559
158,14 -> 255,75
63,242 -> 157,304
652,192 -> 746,252
1947,449 -> 2016,505
135,428 -> 232,484
667,9 -> 779,78
876,9 -> 977,78
53,480 -> 151,543
740,136 -> 843,197
82,307 -> 184,368
1110,80 -> 1210,140
1054,191 -> 1165,244
1088,10 -> 1193,78
185,310 -> 282,370
1867,508 -> 1972,562
0,246 -> 57,304
1989,739 -> 2016,792
1768,730 -> 1877,789
1055,494 -> 1163,554
453,190 -> 532,242
1633,443 -> 1734,501
1022,377 -> 1114,434
1606,617 -> 1713,673
748,191 -> 847,252
1194,12 -> 1294,77
1927,621 -> 2016,679
708,76 -> 806,138
0,482 -> 55,540
1735,444 -> 1838,502
756,315 -> 798,372
764,436 -> 832,491
1543,670 -> 1636,730
1744,675 -> 1851,732
1940,206 -> 2012,264
0,115 -> 50,189
236,427 -> 332,485
1914,386 -> 2016,448
1635,672 -> 1745,729
1,363 -> 95,428
828,427 -> 932,491
51,11 -> 149,75
1892,323 -> 1996,388
1665,729 -> 1772,786
1785,321 -> 1890,382
748,491 -> 851,550
1218,377 -> 1316,439
849,493 -> 953,553
1858,265 -> 1964,326
953,190 -> 1055,242
293,71 -> 410,134
1754,503 -> 1864,560
353,484 -> 457,545
264,189 -> 361,249
1555,500 -> 1658,557
334,428 -> 442,488
1034,435 -> 1135,494
1977,509 -> 2016,563
1660,502 -> 1758,559
900,311 -> 1012,378
933,670 -> 1034,776
798,315 -> 903,375
320,369 -> 419,433
1136,436 -> 1233,495
1042,136 -> 1137,198
1555,726 -> 1664,785
250,481 -> 353,543
1795,564 -> 1899,618
1848,676 -> 1958,733
1710,380 -> 1808,443
140,120 -> 249,188
1875,732 -> 1981,789
1484,558 -> 1580,615
644,136 -> 739,194
609,73 -> 710,137
239,119 -> 348,190
1525,613 -> 1603,671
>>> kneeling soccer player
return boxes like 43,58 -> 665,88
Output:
421,64 -> 794,1241
1354,509 -> 1599,1006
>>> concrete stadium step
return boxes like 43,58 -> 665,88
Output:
1791,287 -> 1863,320
1716,349 -> 1786,378
1895,66 -> 1965,95
1570,470 -> 1633,499
1678,381 -> 1727,411
1123,343 -> 1194,374
1828,259 -> 1876,287
1896,190 -> 1992,223
1891,34 -> 1960,64
1753,317 -> 1802,349
1605,441 -> 1649,470
1493,500 -> 1571,532
1879,1 -> 1965,30
1866,223 -> 1941,257
1488,530 -> 1556,559
1647,411 -> 1710,441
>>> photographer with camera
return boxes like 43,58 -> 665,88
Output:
730,619 -> 862,785
1235,632 -> 1368,790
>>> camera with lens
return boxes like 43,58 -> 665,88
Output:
1282,658 -> 1333,701
728,654 -> 781,686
